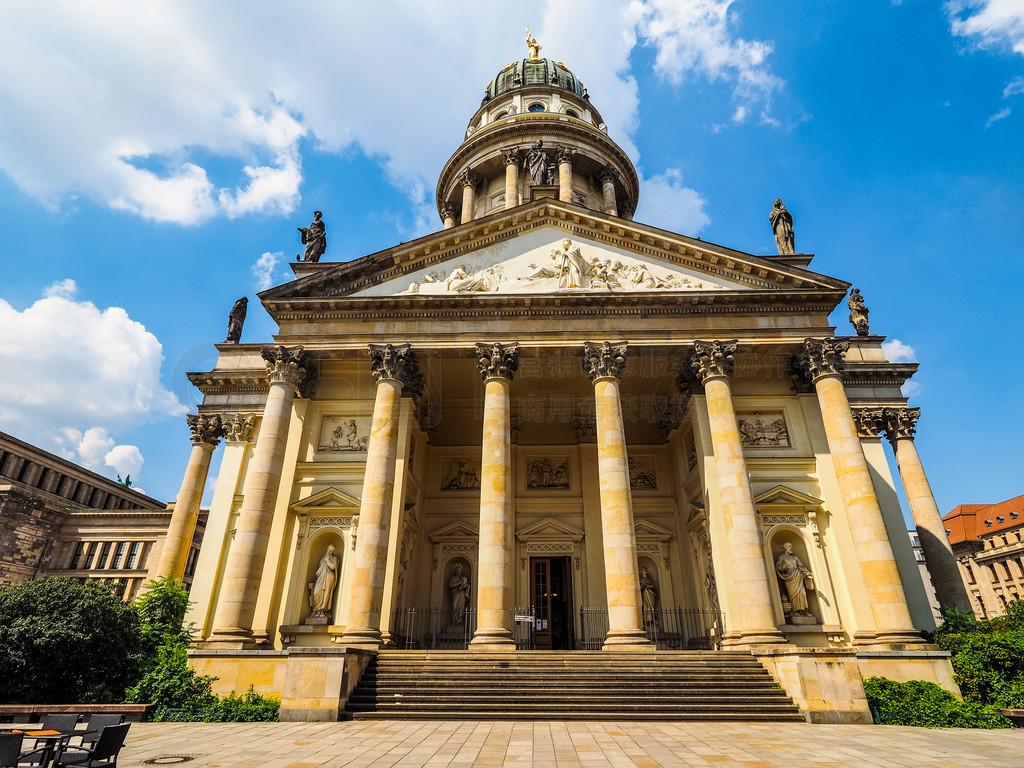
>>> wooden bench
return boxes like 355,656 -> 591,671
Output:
997,708 -> 1024,728
0,704 -> 152,723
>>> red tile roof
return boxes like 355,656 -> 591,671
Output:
943,495 -> 1024,544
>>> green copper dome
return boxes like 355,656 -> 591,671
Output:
485,58 -> 587,101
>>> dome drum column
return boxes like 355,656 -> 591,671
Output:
459,170 -> 482,224
441,204 -> 457,230
557,147 -> 576,204
500,149 -> 521,210
598,167 -> 618,217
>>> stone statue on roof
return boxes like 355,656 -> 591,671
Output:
770,198 -> 795,255
298,211 -> 327,263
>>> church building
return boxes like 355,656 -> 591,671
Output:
163,38 -> 963,722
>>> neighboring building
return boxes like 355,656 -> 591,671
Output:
156,40 -> 960,721
944,495 -> 1024,618
909,529 -> 941,622
0,430 -> 204,599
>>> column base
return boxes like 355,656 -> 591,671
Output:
720,629 -> 788,647
200,626 -> 258,650
602,630 -> 655,651
470,629 -> 516,651
855,630 -> 930,649
335,628 -> 383,650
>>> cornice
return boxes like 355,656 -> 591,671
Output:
259,200 -> 847,320
842,362 -> 919,388
187,369 -> 269,398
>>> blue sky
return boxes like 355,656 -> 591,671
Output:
1,1 -> 1021,518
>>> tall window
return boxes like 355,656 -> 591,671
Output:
110,542 -> 126,569
69,542 -> 86,570
125,542 -> 140,569
97,542 -> 112,570
83,542 -> 97,570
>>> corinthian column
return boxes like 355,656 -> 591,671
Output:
441,204 -> 457,230
797,338 -> 922,646
471,342 -> 519,650
582,342 -> 652,650
557,147 -> 576,204
207,346 -> 313,647
597,167 -> 618,217
157,414 -> 225,580
691,341 -> 786,646
500,149 -> 520,210
339,344 -> 423,648
884,407 -> 971,611
459,169 -> 481,224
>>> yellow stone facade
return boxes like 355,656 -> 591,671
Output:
174,48 -> 956,721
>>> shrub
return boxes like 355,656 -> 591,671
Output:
208,687 -> 280,722
863,677 -> 1012,729
124,636 -> 217,713
0,577 -> 142,704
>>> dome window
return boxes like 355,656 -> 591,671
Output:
565,109 -> 579,119
495,112 -> 509,120
527,102 -> 546,113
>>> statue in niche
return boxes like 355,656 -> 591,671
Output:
639,566 -> 659,614
297,210 -> 327,262
308,544 -> 339,619
770,198 -> 795,255
224,297 -> 247,343
775,541 -> 815,621
552,239 -> 587,289
848,288 -> 870,336
449,561 -> 471,621
524,140 -> 549,186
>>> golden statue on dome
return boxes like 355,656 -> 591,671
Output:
526,27 -> 542,61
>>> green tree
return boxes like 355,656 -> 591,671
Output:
0,577 -> 142,704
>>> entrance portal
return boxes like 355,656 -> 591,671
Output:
530,556 -> 573,650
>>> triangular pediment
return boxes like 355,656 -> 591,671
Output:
292,487 -> 361,510
516,517 -> 585,542
429,520 -> 479,541
754,485 -> 824,507
260,199 -> 848,307
634,519 -> 673,541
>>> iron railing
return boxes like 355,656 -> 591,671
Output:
578,606 -> 724,650
390,606 -> 723,651
389,607 -> 536,650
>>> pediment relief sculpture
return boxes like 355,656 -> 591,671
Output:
389,238 -> 729,297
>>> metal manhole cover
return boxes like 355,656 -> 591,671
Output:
142,756 -> 197,765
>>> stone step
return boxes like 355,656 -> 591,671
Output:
344,650 -> 803,722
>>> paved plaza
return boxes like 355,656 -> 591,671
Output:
109,720 -> 1024,768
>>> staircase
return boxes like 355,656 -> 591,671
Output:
343,650 -> 805,721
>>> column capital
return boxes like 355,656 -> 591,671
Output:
597,166 -> 619,185
368,343 -> 424,399
690,340 -> 737,384
851,407 -> 887,438
500,147 -> 521,167
620,200 -> 636,220
440,203 -> 458,221
223,414 -> 256,443
261,345 -> 314,393
883,406 -> 920,442
475,342 -> 520,381
187,414 -> 226,446
582,341 -> 628,381
556,146 -> 577,165
457,169 -> 482,189
796,337 -> 849,383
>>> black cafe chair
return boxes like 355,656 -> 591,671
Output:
53,724 -> 130,768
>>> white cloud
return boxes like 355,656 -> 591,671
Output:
947,1 -> 1024,56
901,380 -> 923,399
0,1 -> 779,226
635,169 -> 710,234
252,251 -> 283,291
53,427 -> 144,483
882,338 -> 918,362
1004,75 -> 1024,97
0,280 -> 184,469
986,106 -> 1012,126
631,0 -> 782,114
